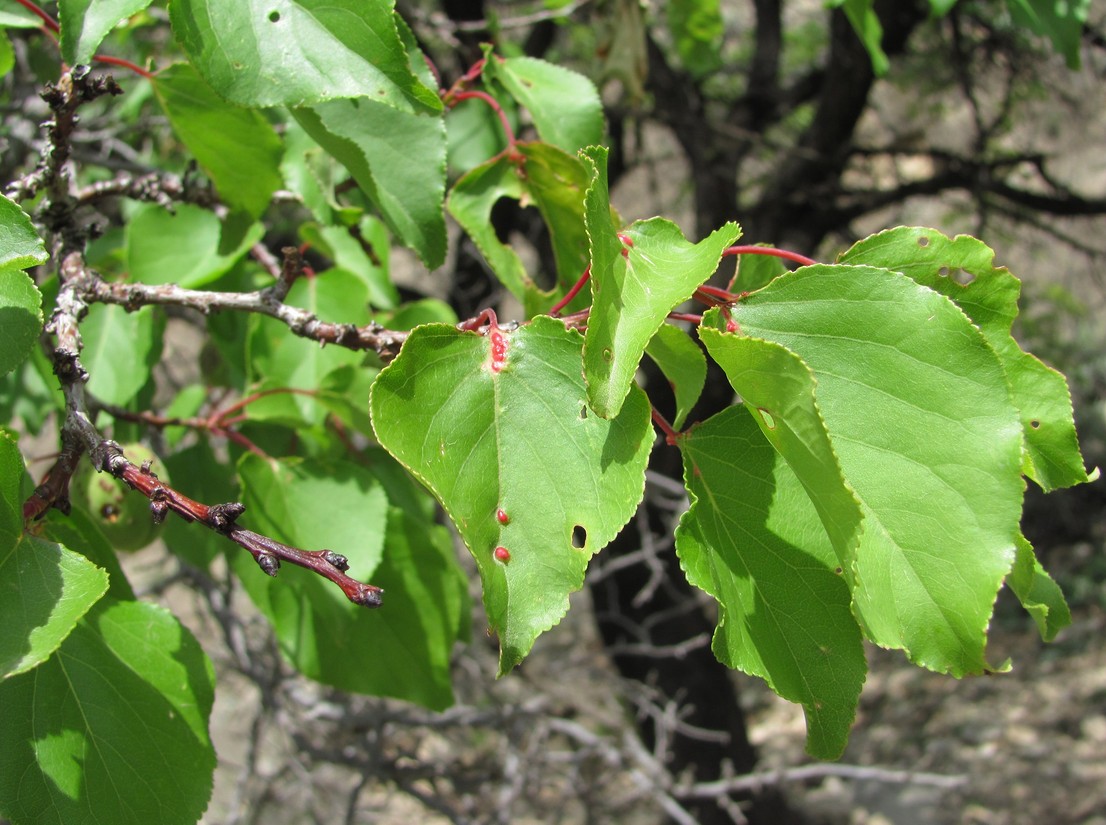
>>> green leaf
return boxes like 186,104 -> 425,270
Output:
0,535 -> 110,680
58,0 -> 154,66
696,331 -> 864,573
80,303 -> 163,406
0,351 -> 58,435
1008,534 -> 1071,642
676,405 -> 866,759
298,220 -> 398,309
828,0 -> 889,75
248,269 -> 370,423
644,323 -> 706,430
446,157 -> 529,303
928,0 -> 960,14
721,264 -> 1025,675
153,63 -> 283,219
446,95 -> 508,175
666,0 -> 724,78
314,364 -> 379,437
0,268 -> 43,379
581,145 -> 739,419
0,600 -> 216,825
169,0 -> 440,112
370,317 -> 653,672
0,194 -> 46,378
293,99 -> 447,269
281,121 -> 360,226
839,226 -> 1091,492
0,31 -> 14,79
519,143 -> 593,299
447,143 -> 592,316
380,297 -> 459,330
485,55 -> 604,153
233,456 -> 466,708
1006,0 -> 1090,68
0,428 -> 23,548
126,203 -> 263,288
43,506 -> 136,602
0,434 -> 110,680
0,2 -> 43,27
0,192 -> 47,271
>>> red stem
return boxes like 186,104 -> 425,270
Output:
549,266 -> 591,317
667,312 -> 703,324
211,387 -> 316,424
15,1 -> 152,79
459,307 -> 500,332
13,0 -> 58,33
441,57 -> 487,103
220,428 -> 271,459
651,408 -> 680,446
724,245 -> 817,267
93,54 -> 153,79
557,308 -> 590,330
696,284 -> 740,302
451,90 -> 516,148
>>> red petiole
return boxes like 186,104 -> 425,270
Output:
15,0 -> 153,78
13,0 -> 57,32
724,245 -> 817,268
450,90 -> 519,156
651,408 -> 680,446
549,266 -> 591,317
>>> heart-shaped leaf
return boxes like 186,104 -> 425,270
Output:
370,316 -> 653,672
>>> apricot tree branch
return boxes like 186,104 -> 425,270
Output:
26,249 -> 384,607
84,262 -> 411,361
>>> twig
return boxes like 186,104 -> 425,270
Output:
7,66 -> 122,252
27,251 -> 384,607
84,265 -> 410,361
676,762 -> 969,799
74,169 -> 217,212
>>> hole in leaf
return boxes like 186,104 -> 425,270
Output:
938,266 -> 950,277
917,236 -> 930,247
835,566 -> 843,575
571,525 -> 587,549
950,268 -> 975,286
1030,419 -> 1041,429
579,405 -> 588,419
757,407 -> 776,429
268,10 -> 280,22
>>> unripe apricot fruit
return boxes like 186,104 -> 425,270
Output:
73,443 -> 168,551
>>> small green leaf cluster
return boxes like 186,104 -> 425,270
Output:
0,2 -> 1096,823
